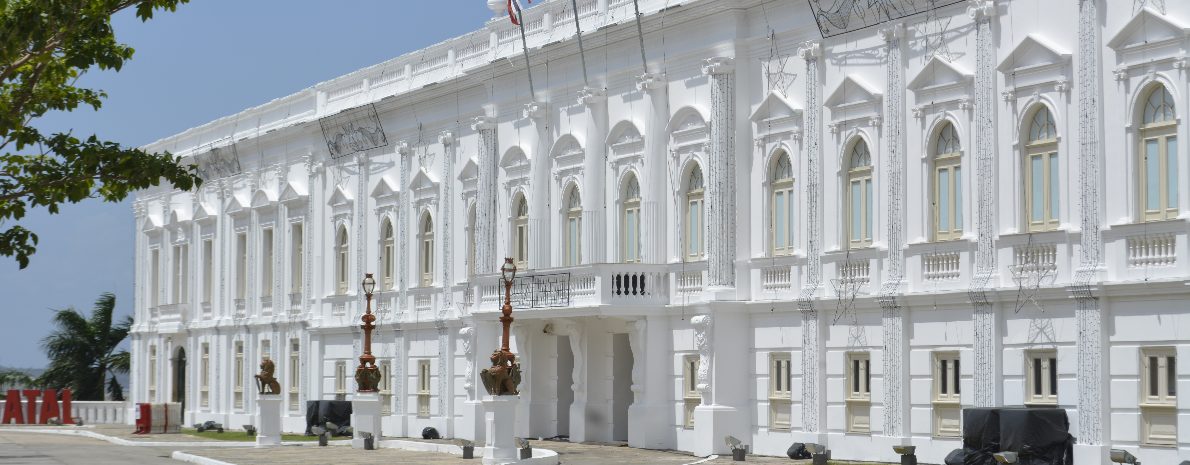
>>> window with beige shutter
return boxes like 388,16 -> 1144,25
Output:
1141,348 -> 1177,446
846,352 -> 871,433
933,352 -> 961,438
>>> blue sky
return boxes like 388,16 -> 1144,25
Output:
0,0 -> 496,369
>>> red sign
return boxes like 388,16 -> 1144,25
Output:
1,389 -> 74,424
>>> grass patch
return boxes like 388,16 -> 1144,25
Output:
181,428 -> 321,442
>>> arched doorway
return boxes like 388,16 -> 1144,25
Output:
172,347 -> 186,412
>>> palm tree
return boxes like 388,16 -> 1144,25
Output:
35,292 -> 131,401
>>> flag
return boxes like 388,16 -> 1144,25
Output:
508,0 -> 530,25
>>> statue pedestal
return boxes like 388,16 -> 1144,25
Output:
482,395 -> 521,464
351,392 -> 383,449
255,394 -> 283,447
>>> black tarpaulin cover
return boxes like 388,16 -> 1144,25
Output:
963,408 -> 1073,465
305,400 -> 352,435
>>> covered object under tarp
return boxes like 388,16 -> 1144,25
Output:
305,400 -> 352,435
963,408 -> 1074,465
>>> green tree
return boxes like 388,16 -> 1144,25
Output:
0,0 -> 199,269
36,292 -> 131,401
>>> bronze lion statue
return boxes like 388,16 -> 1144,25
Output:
480,350 -> 521,396
255,359 -> 281,395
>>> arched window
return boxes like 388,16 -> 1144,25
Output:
382,220 -> 394,290
771,152 -> 795,256
1140,85 -> 1178,221
1025,107 -> 1059,232
934,123 -> 963,241
336,226 -> 349,295
420,215 -> 434,287
848,139 -> 873,248
565,187 -> 582,266
623,175 -> 642,263
514,195 -> 529,269
686,165 -> 705,261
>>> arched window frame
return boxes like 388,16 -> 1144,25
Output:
382,219 -> 395,290
336,226 -> 349,295
513,194 -> 530,269
565,186 -> 583,266
1138,84 -> 1179,222
847,138 -> 874,249
420,214 -> 434,287
686,164 -> 705,261
1024,106 -> 1060,232
933,122 -> 963,241
623,174 -> 642,263
770,152 -> 795,256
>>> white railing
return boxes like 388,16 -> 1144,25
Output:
676,270 -> 704,297
412,54 -> 449,75
288,293 -> 302,316
331,302 -> 347,317
923,251 -> 961,281
837,259 -> 871,284
609,271 -> 668,300
1011,242 -> 1057,273
234,299 -> 246,319
761,266 -> 793,291
71,401 -> 127,424
415,294 -> 433,313
260,296 -> 272,317
1127,233 -> 1177,268
480,283 -> 501,306
570,273 -> 597,301
327,81 -> 363,101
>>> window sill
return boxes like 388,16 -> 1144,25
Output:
933,433 -> 962,440
845,398 -> 871,403
932,400 -> 962,406
1139,442 -> 1177,449
1023,401 -> 1059,407
1139,403 -> 1177,409
769,396 -> 792,402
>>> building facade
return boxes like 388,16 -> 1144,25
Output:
130,0 -> 1190,462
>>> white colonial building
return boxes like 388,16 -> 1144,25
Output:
129,0 -> 1190,462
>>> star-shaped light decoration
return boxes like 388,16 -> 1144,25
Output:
914,8 -> 953,62
1134,0 -> 1165,15
1008,248 -> 1056,314
762,55 -> 798,96
830,275 -> 864,325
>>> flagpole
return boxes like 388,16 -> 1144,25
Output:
516,9 -> 537,102
632,0 -> 648,74
569,0 -> 590,87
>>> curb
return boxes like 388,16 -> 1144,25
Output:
172,451 -> 236,465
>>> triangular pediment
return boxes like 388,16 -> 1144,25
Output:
279,183 -> 307,204
224,195 -> 248,215
500,147 -> 531,170
824,75 -> 882,109
140,215 -> 161,232
908,56 -> 973,92
194,203 -> 218,222
1107,8 -> 1189,50
457,157 -> 479,182
250,189 -> 276,209
409,168 -> 439,191
749,91 -> 803,123
326,186 -> 353,207
997,35 -> 1071,74
370,176 -> 399,199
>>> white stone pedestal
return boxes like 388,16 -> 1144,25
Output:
255,395 -> 283,447
458,400 -> 486,441
482,395 -> 520,465
351,392 -> 383,450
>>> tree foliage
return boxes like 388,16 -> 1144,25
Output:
36,292 -> 131,401
0,0 -> 199,269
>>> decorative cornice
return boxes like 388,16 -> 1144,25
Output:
701,57 -> 735,75
798,40 -> 822,60
522,101 -> 550,120
878,23 -> 905,41
635,73 -> 667,91
471,116 -> 497,131
967,0 -> 997,20
438,130 -> 455,145
396,140 -> 411,154
577,87 -> 605,105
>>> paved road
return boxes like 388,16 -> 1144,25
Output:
0,431 -> 201,465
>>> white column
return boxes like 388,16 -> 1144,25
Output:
636,73 -> 668,265
702,57 -> 736,293
795,41 -> 825,445
877,23 -> 907,441
473,116 -> 500,273
522,102 -> 551,270
579,87 -> 607,264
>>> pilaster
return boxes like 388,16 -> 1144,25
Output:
472,116 -> 499,274
796,40 -> 825,439
580,87 -> 607,264
702,57 -> 736,292
636,73 -> 668,265
877,22 -> 907,440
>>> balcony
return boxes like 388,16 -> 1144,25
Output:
156,303 -> 189,332
234,299 -> 246,319
1105,220 -> 1187,282
260,296 -> 273,317
288,293 -> 303,316
471,263 -> 673,312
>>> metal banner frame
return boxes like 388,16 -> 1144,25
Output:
807,0 -> 965,38
319,103 -> 388,159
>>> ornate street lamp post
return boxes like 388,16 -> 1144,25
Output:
355,274 -> 380,392
480,258 -> 522,395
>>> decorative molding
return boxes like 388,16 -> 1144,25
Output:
627,320 -> 646,400
878,23 -> 905,41
471,116 -> 497,131
577,87 -> 605,105
701,56 -> 735,75
635,73 -> 667,91
690,315 -> 712,396
522,102 -> 550,120
797,40 -> 822,60
966,0 -> 997,19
